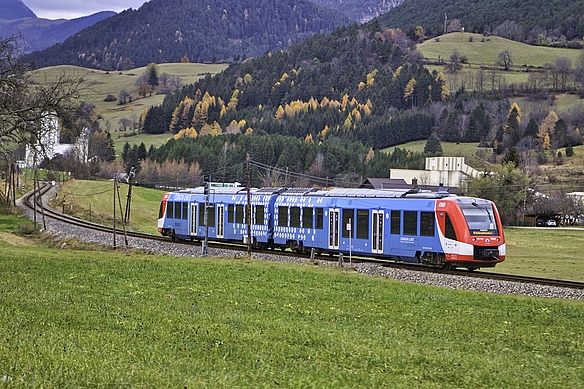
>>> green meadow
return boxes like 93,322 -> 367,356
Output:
0,211 -> 583,388
30,62 -> 228,134
418,32 -> 582,70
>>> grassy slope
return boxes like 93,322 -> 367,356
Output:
418,32 -> 582,69
0,227 -> 583,387
30,63 -> 228,153
52,179 -> 165,235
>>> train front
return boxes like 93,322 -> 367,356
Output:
437,197 -> 506,269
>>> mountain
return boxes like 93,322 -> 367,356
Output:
26,0 -> 352,70
0,11 -> 116,53
0,0 -> 36,20
376,0 -> 584,43
310,0 -> 404,23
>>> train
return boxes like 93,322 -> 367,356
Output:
158,186 -> 506,270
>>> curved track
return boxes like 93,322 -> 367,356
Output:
22,182 -> 584,291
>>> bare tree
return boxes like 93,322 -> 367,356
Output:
497,50 -> 513,71
1,36 -> 84,160
555,57 -> 572,91
118,89 -> 131,104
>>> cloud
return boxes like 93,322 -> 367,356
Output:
24,0 -> 147,19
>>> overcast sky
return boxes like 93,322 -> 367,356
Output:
24,0 -> 148,20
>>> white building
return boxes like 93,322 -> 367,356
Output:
25,115 -> 89,168
390,157 -> 480,188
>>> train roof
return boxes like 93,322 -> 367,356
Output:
280,187 -> 453,199
172,186 -> 453,198
173,187 -> 285,195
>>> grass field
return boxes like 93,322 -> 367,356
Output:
111,132 -> 172,156
30,63 -> 228,133
51,179 -> 164,235
418,33 -> 582,70
417,32 -> 584,115
0,211 -> 583,388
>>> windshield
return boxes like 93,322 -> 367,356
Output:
459,201 -> 499,236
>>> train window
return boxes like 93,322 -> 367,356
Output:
445,213 -> 457,240
198,203 -> 215,226
290,207 -> 301,227
357,209 -> 369,240
390,210 -> 400,234
228,204 -> 234,223
208,204 -> 215,227
182,202 -> 188,220
174,202 -> 182,219
158,202 -> 165,219
167,202 -> 174,219
420,212 -> 435,237
315,208 -> 323,229
236,205 -> 245,224
255,205 -> 265,225
303,207 -> 313,229
342,209 -> 354,239
404,211 -> 418,236
278,206 -> 288,227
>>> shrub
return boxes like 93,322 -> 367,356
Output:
103,94 -> 117,102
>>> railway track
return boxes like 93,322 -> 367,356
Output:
21,182 -> 584,292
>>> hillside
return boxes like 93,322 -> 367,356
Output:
376,0 -> 584,44
0,0 -> 36,20
29,62 -> 228,132
25,0 -> 352,70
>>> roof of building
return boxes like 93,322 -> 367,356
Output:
360,178 -> 411,190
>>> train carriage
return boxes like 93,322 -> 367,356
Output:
159,186 -> 506,270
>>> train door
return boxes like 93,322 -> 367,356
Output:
217,204 -> 225,239
372,210 -> 384,254
328,208 -> 340,250
190,203 -> 198,236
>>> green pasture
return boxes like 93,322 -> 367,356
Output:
112,132 -> 172,156
51,179 -> 165,235
0,216 -> 583,388
30,63 -> 228,130
418,32 -> 582,69
493,227 -> 584,281
418,32 -> 584,96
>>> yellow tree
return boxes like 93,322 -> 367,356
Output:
404,78 -> 417,107
538,111 -> 559,146
275,105 -> 285,120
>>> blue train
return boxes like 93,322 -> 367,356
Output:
158,186 -> 506,269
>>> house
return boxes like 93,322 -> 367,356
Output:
389,157 -> 480,188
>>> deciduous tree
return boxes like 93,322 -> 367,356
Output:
497,50 -> 513,71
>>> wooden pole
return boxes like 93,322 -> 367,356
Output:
246,153 -> 252,256
113,175 -> 117,250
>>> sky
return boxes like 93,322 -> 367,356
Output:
24,0 -> 149,20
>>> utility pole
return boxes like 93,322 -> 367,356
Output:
116,176 -> 129,247
113,174 -> 117,250
246,153 -> 252,256
124,167 -> 135,224
202,174 -> 210,256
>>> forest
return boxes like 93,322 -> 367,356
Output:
25,0 -> 350,70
